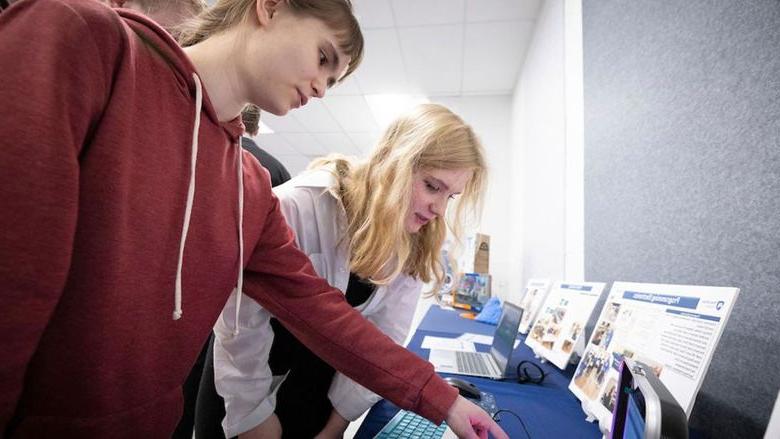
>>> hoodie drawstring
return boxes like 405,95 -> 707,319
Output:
173,73 -> 246,336
173,73 -> 203,320
232,137 -> 244,336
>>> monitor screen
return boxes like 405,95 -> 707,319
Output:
610,359 -> 688,439
490,303 -> 523,373
622,386 -> 646,439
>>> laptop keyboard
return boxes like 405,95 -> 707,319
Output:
455,351 -> 492,376
373,410 -> 448,439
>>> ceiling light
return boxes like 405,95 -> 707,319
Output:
258,120 -> 274,134
365,94 -> 430,130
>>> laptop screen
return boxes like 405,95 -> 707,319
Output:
489,302 -> 523,374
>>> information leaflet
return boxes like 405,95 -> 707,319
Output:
568,282 -> 739,431
525,281 -> 606,369
517,278 -> 551,334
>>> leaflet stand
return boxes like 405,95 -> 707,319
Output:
581,399 -> 611,438
531,347 -> 547,363
533,339 -> 584,364
580,399 -> 601,423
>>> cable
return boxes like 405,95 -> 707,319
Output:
493,409 -> 532,439
516,360 -> 546,384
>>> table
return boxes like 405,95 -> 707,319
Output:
354,305 -> 603,438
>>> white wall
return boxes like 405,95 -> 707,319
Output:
431,95 -> 513,300
508,0 -> 584,298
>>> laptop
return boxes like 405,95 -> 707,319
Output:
428,302 -> 523,379
610,358 -> 688,439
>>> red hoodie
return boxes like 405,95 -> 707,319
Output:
0,0 -> 456,436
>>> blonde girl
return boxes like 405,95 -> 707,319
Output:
206,104 -> 488,438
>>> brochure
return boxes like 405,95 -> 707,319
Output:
421,336 -> 476,352
517,278 -> 551,334
525,281 -> 606,369
568,281 -> 739,431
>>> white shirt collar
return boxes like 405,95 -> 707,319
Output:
291,168 -> 338,189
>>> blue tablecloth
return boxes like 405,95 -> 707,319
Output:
354,305 -> 602,438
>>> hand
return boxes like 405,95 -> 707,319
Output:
445,396 -> 508,439
313,409 -> 349,439
238,413 -> 282,439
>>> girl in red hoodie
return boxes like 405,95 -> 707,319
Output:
0,0 -> 506,437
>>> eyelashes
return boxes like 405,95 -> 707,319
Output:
425,180 -> 458,200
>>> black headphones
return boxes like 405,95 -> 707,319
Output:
516,360 -> 546,385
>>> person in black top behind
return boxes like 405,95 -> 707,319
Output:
240,104 -> 292,186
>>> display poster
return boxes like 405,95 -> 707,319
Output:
454,273 -> 491,307
568,282 -> 739,431
525,281 -> 606,369
517,278 -> 551,334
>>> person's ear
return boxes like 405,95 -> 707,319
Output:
255,0 -> 284,26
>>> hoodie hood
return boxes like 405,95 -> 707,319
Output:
118,9 -> 245,139
119,9 -> 247,325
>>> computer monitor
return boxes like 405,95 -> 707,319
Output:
610,358 -> 688,439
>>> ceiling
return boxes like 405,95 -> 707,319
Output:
256,0 -> 541,175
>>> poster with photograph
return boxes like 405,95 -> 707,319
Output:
517,278 -> 551,334
525,282 -> 606,369
454,273 -> 491,307
568,282 -> 739,431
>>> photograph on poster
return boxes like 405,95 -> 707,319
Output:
517,279 -> 551,334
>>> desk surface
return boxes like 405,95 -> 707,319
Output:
355,305 -> 602,438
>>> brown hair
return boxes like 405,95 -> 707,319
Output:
177,0 -> 364,80
241,104 -> 261,136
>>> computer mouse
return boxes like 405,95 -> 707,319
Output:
443,376 -> 482,400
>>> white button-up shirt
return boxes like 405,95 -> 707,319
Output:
214,169 -> 423,437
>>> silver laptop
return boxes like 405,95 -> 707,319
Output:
429,302 -> 523,379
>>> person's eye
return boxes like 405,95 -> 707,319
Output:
319,49 -> 328,66
448,194 -> 456,200
425,181 -> 439,192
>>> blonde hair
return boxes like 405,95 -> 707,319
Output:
177,0 -> 364,80
310,104 -> 487,287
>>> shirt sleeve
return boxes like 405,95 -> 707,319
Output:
213,293 -> 277,438
211,185 -> 310,436
240,188 -> 458,424
0,0 -> 117,429
328,280 -> 424,421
